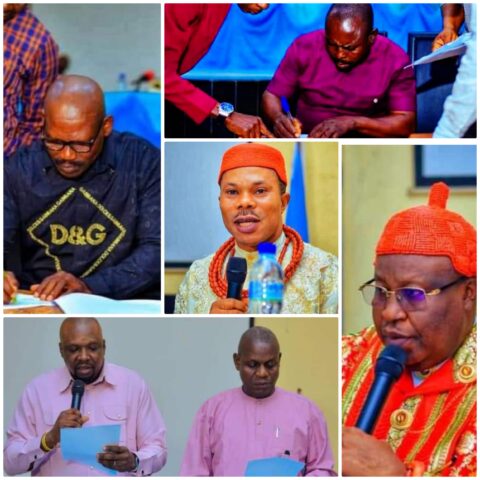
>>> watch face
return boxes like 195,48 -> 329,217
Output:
219,102 -> 234,117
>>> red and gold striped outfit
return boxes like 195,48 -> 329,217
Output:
342,325 -> 476,476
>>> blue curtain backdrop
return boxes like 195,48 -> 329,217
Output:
286,144 -> 309,242
105,92 -> 161,147
185,3 -> 443,80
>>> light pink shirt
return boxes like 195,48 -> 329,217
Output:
180,387 -> 336,476
4,363 -> 167,476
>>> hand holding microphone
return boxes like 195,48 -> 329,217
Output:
356,344 -> 407,433
210,257 -> 248,314
43,380 -> 88,450
342,345 -> 407,476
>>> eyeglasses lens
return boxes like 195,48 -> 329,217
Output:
398,288 -> 427,310
361,285 -> 427,311
44,140 -> 91,153
361,285 -> 382,306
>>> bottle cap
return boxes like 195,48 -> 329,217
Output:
258,242 -> 276,255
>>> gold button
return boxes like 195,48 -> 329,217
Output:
390,409 -> 413,430
457,364 -> 476,383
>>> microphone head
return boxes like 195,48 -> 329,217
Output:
72,379 -> 85,396
375,344 -> 407,380
226,257 -> 247,284
143,69 -> 155,81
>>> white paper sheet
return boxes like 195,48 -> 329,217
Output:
4,293 -> 54,309
55,293 -> 161,314
405,33 -> 471,68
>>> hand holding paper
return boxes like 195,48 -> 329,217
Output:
405,33 -> 471,68
97,445 -> 138,473
61,424 -> 121,475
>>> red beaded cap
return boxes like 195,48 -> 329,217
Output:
376,182 -> 476,276
218,143 -> 288,185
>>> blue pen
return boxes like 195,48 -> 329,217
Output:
280,96 -> 294,122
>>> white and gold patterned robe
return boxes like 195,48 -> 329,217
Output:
174,234 -> 338,314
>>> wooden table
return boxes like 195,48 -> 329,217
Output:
4,305 -> 63,314
409,133 -> 433,138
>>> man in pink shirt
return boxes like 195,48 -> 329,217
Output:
4,318 -> 167,476
262,4 -> 416,138
165,3 -> 273,138
180,326 -> 336,476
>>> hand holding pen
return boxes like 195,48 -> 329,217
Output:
4,271 -> 19,304
273,97 -> 302,138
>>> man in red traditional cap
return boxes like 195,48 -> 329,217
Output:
174,143 -> 338,314
342,182 -> 476,476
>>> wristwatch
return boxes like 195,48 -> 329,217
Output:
218,102 -> 234,118
131,453 -> 140,472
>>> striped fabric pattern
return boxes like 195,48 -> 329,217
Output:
4,8 -> 58,157
343,325 -> 476,476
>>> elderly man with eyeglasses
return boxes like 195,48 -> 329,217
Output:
4,75 -> 160,303
342,182 -> 476,477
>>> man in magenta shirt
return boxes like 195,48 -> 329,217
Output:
263,4 -> 416,138
180,326 -> 336,476
165,3 -> 273,138
4,318 -> 167,476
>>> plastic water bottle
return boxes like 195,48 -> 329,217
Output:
117,72 -> 127,91
248,242 -> 284,314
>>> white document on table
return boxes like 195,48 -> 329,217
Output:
56,293 -> 161,314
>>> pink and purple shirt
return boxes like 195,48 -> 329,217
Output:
267,30 -> 416,134
180,387 -> 336,476
4,363 -> 167,476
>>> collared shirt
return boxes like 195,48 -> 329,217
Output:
4,363 -> 167,476
165,4 -> 232,124
180,387 -> 336,476
267,30 -> 416,135
174,233 -> 338,314
4,8 -> 58,157
4,131 -> 160,299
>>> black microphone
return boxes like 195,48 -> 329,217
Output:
355,344 -> 407,434
131,70 -> 155,90
226,257 -> 247,300
71,379 -> 85,410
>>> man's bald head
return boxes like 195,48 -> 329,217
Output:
59,317 -> 103,342
43,75 -> 113,179
237,326 -> 280,354
45,75 -> 105,124
326,4 -> 374,34
234,327 -> 281,398
325,4 -> 376,72
59,317 -> 106,384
